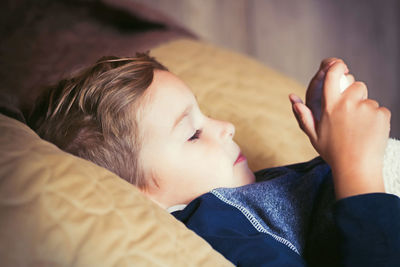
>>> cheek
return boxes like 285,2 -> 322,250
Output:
162,146 -> 216,182
140,140 -> 177,181
195,140 -> 233,172
204,151 -> 234,182
153,145 -> 200,182
146,138 -> 234,186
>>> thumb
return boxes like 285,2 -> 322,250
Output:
290,95 -> 318,145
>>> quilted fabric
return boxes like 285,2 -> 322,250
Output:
151,39 -> 317,171
0,113 -> 233,266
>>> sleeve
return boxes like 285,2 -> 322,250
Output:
333,193 -> 400,267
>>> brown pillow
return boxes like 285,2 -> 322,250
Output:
0,114 -> 232,266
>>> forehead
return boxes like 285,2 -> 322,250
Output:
138,70 -> 195,140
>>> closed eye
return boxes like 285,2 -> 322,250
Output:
188,129 -> 202,142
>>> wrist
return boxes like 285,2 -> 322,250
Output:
332,168 -> 385,200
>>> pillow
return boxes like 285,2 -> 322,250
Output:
151,39 -> 317,171
0,114 -> 232,266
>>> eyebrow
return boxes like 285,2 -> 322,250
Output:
171,104 -> 193,132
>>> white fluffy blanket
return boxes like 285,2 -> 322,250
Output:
384,138 -> 400,196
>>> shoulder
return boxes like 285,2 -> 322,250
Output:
173,193 -> 306,266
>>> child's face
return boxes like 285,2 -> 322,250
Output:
139,70 -> 255,208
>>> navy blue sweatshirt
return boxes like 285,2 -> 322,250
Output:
173,161 -> 400,266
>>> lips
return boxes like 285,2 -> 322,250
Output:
234,151 -> 247,165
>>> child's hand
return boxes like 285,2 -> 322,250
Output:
289,59 -> 391,199
304,58 -> 355,121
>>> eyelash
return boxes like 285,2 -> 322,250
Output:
188,129 -> 202,142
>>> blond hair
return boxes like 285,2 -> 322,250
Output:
28,53 -> 167,188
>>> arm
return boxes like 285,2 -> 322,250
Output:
290,59 -> 399,266
334,193 -> 400,266
289,58 -> 391,200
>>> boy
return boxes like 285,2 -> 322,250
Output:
29,54 -> 400,266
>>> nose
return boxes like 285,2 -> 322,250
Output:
219,120 -> 235,140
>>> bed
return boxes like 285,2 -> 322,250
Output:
1,0 -> 398,265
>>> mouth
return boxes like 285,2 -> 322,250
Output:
234,151 -> 247,165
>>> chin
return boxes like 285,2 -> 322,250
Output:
245,170 -> 256,185
235,166 -> 256,186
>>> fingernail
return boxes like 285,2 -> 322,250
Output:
322,60 -> 337,73
289,94 -> 295,103
328,60 -> 337,67
291,94 -> 303,104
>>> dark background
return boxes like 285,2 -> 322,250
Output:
1,0 -> 399,138
132,0 -> 400,139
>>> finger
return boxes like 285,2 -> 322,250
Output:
309,58 -> 342,94
345,74 -> 355,84
306,71 -> 324,104
378,107 -> 392,136
379,106 -> 392,124
323,61 -> 349,109
308,58 -> 338,92
379,106 -> 391,118
340,74 -> 355,93
313,59 -> 348,91
309,69 -> 324,87
320,57 -> 339,72
363,99 -> 380,109
289,93 -> 304,105
306,59 -> 341,110
289,94 -> 306,124
343,81 -> 368,101
292,102 -> 318,146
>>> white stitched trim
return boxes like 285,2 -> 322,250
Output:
211,189 -> 300,255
